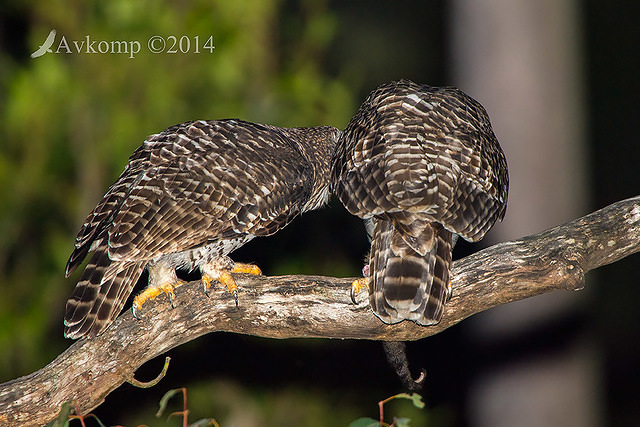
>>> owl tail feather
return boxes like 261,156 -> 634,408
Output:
64,245 -> 146,339
370,220 -> 452,325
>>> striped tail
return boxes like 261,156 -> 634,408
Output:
64,243 -> 146,339
369,219 -> 452,325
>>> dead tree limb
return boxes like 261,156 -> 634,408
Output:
2,196 -> 640,426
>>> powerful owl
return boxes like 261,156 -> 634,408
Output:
65,119 -> 340,339
331,80 -> 508,325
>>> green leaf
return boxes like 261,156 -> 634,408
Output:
395,417 -> 412,427
393,393 -> 412,399
156,388 -> 184,417
45,401 -> 72,427
348,417 -> 380,427
389,392 -> 425,409
409,393 -> 425,409
44,402 -> 106,427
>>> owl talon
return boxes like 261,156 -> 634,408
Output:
132,281 -> 184,317
219,272 -> 239,305
350,277 -> 370,304
200,262 -> 260,305
201,270 -> 241,305
230,263 -> 260,306
232,262 -> 262,275
202,274 -> 213,297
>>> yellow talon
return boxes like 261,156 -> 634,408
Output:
350,277 -> 370,304
200,262 -> 260,306
219,271 -> 239,305
232,263 -> 262,275
202,274 -> 214,295
446,279 -> 453,301
201,271 -> 240,305
132,282 -> 183,318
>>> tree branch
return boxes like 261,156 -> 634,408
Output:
2,196 -> 640,426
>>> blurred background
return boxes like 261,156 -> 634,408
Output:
0,0 -> 638,425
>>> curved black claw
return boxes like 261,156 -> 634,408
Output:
412,368 -> 427,390
232,290 -> 239,307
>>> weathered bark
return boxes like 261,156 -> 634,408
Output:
1,196 -> 640,426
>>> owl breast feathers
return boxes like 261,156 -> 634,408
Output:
331,79 -> 509,325
64,119 -> 340,339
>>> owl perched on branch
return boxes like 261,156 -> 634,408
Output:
65,119 -> 340,339
331,80 -> 508,326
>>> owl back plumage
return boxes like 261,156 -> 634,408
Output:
332,80 -> 508,325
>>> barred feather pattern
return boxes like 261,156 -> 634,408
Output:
65,119 -> 340,339
331,80 -> 508,325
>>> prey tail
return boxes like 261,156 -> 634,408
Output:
383,341 -> 426,391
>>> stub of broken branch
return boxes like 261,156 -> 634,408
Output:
1,195 -> 640,426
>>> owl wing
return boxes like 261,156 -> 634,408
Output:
67,119 -> 312,271
64,120 -> 313,338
